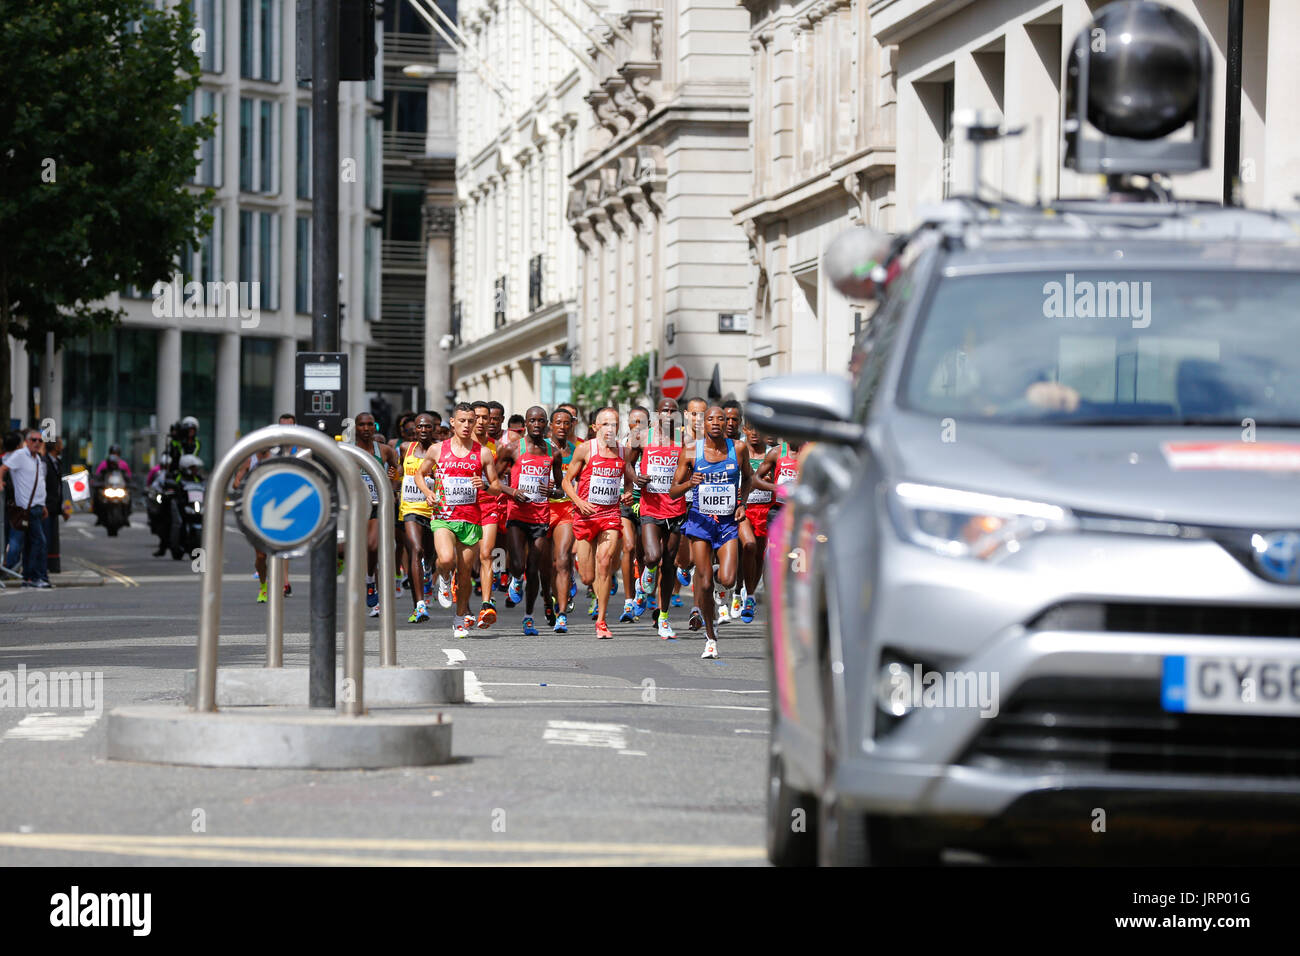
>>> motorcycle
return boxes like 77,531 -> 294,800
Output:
167,475 -> 206,560
96,470 -> 131,537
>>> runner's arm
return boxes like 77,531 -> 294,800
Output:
562,444 -> 596,516
735,442 -> 753,520
414,444 -> 438,499
476,447 -> 497,491
667,446 -> 698,498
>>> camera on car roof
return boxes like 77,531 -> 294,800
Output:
1064,0 -> 1213,176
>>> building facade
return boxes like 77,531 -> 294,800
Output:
451,0 -> 592,411
873,0 -> 1300,230
732,0 -> 896,380
5,0 -> 383,473
565,0 -> 754,404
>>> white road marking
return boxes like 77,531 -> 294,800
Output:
495,699 -> 766,712
734,728 -> 767,734
3,713 -> 100,741
618,750 -> 647,757
543,720 -> 628,750
441,649 -> 491,702
480,682 -> 766,694
76,528 -> 92,539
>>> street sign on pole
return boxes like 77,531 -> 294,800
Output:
237,462 -> 332,556
661,363 -> 688,401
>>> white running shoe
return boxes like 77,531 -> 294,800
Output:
701,639 -> 718,659
368,604 -> 380,618
657,615 -> 676,640
437,575 -> 453,609
716,602 -> 731,626
453,617 -> 470,639
731,591 -> 743,618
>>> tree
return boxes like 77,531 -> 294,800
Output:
0,0 -> 215,421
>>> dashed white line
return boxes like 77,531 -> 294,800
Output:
3,713 -> 100,741
543,720 -> 628,750
441,648 -> 492,703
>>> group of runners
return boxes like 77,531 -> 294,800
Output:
251,397 -> 801,661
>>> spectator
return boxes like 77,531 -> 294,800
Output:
0,428 -> 51,587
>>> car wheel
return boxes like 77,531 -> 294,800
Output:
766,744 -> 818,867
818,661 -> 869,866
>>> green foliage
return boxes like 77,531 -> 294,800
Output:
0,0 -> 215,414
570,351 -> 653,416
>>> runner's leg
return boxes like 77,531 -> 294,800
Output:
594,528 -> 622,626
690,538 -> 718,643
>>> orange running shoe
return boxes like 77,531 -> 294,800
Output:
595,620 -> 613,639
477,600 -> 497,628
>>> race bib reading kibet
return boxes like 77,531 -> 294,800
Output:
698,482 -> 737,516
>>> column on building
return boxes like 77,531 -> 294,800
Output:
425,205 -> 455,412
9,338 -> 30,426
156,327 -> 181,443
215,330 -> 240,463
1004,17 -> 1062,204
274,335 -> 296,419
1264,0 -> 1300,209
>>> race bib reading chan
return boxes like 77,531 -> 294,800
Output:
588,474 -> 621,506
442,475 -> 477,506
699,483 -> 737,516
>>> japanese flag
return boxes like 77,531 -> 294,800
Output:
65,473 -> 91,502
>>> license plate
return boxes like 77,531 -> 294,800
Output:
187,490 -> 204,503
1162,655 -> 1300,715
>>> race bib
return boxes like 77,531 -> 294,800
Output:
777,468 -> 798,486
401,474 -> 425,503
518,471 -> 549,502
646,463 -> 674,495
698,482 -> 736,516
361,472 -> 378,504
747,487 -> 772,505
588,474 -> 621,506
443,475 -> 477,506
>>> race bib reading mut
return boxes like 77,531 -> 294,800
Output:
401,475 -> 425,503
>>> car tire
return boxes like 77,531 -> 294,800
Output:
766,745 -> 818,867
818,659 -> 869,866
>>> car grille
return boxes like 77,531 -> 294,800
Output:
962,677 -> 1300,779
1029,602 -> 1300,637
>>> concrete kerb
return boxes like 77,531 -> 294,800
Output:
182,665 -> 465,707
105,424 -> 456,770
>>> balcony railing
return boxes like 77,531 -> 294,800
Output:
381,239 -> 424,270
384,31 -> 437,65
382,129 -> 426,156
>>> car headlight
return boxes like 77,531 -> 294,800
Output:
889,482 -> 1076,560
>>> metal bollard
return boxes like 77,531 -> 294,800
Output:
337,442 -> 398,667
196,425 -> 370,716
266,556 -> 285,667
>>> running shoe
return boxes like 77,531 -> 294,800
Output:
522,616 -> 538,636
453,617 -> 470,639
741,595 -> 756,624
368,604 -> 380,618
437,575 -> 453,609
610,574 -> 619,595
569,580 -> 577,600
619,599 -> 636,624
366,578 -> 378,609
463,614 -> 476,635
283,581 -> 292,597
409,600 -> 430,624
633,585 -> 648,618
477,600 -> 497,628
507,575 -> 523,606
424,569 -> 434,600
657,613 -> 676,640
553,612 -> 568,634
701,638 -> 718,660
544,600 -> 557,628
671,593 -> 683,608
256,582 -> 268,604
395,580 -> 404,599
587,590 -> 598,618
716,602 -> 731,626
647,591 -> 659,612
595,619 -> 613,639
498,571 -> 510,593
731,592 -> 744,619
676,567 -> 691,587
688,606 -> 704,631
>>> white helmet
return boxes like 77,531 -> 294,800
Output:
179,454 -> 204,473
180,416 -> 199,431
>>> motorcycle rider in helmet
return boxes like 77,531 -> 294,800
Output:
166,417 -> 200,479
92,444 -> 133,526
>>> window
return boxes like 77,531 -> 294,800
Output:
239,209 -> 280,310
185,89 -> 222,187
239,338 -> 276,436
539,363 -> 571,406
296,105 -> 311,199
494,276 -> 507,327
191,0 -> 223,73
528,254 -> 543,313
295,216 -> 311,314
185,207 -> 223,285
364,226 -> 380,320
241,0 -> 281,81
240,97 -> 280,194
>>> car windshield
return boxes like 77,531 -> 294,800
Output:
899,269 -> 1300,425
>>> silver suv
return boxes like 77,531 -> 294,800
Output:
750,197 -> 1300,865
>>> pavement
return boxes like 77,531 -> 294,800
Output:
0,509 -> 770,866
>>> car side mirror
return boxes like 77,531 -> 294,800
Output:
747,374 -> 866,447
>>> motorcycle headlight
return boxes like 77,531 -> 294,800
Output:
193,501 -> 202,513
888,482 -> 1076,561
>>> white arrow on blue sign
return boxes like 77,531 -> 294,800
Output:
243,465 -> 329,550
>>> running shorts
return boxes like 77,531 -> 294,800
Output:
682,513 -> 740,550
642,513 -> 685,536
549,499 -> 576,530
573,507 -> 622,541
507,519 -> 550,541
429,518 -> 483,547
620,500 -> 640,524
745,505 -> 771,538
479,497 -> 505,526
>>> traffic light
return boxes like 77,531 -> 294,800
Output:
296,0 -> 377,84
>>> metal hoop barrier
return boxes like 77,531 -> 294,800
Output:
336,441 -> 398,666
196,425 -> 369,715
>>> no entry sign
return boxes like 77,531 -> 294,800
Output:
661,364 -> 688,400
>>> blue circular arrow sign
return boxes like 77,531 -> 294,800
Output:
241,463 -> 330,551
